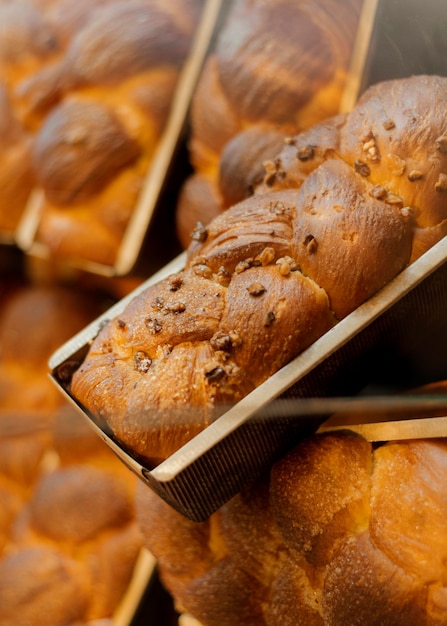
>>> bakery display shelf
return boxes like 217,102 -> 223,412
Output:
48,234 -> 447,522
15,0 -> 226,278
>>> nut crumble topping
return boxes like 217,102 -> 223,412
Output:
303,235 -> 318,254
247,282 -> 266,296
296,145 -> 315,161
435,173 -> 447,191
408,170 -> 424,181
134,351 -> 152,373
190,221 -> 208,242
354,160 -> 370,177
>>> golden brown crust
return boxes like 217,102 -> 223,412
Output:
370,440 -> 447,583
135,481 -> 265,625
187,190 -> 299,272
136,433 -> 447,626
0,85 -> 35,231
0,137 -> 35,232
0,2 -> 60,232
0,285 -> 98,367
270,434 -> 372,565
0,0 -> 200,262
3,460 -> 142,623
176,0 -> 362,242
82,521 -> 143,619
33,99 -> 141,205
339,75 -> 447,229
0,422 -> 50,488
255,115 -> 346,193
261,75 -> 447,261
0,429 -> 143,624
0,546 -> 90,625
0,283 -> 144,625
26,466 -> 133,543
411,219 -> 447,263
176,173 -> 224,250
188,55 -> 242,170
135,481 -> 214,590
321,531 -> 428,624
71,269 -> 260,461
59,1 -> 194,89
218,126 -> 290,209
288,159 -> 413,319
215,0 -> 354,127
72,194 -> 336,460
0,3 -> 57,77
180,557 -> 267,626
0,478 -> 24,552
35,205 -> 123,266
265,561 -> 325,626
218,478 -> 284,587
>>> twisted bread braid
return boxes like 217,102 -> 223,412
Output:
0,0 -> 201,263
2,462 -> 141,623
0,437 -> 142,624
175,0 -> 363,248
0,282 -> 144,624
71,75 -> 447,462
135,430 -> 447,626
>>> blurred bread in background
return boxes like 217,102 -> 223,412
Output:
175,0 -> 363,248
0,282 -> 103,415
0,0 -> 202,266
0,281 -> 145,624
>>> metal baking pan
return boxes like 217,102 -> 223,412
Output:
49,235 -> 447,521
14,0 -> 226,277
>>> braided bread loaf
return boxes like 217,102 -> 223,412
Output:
135,429 -> 447,626
70,75 -> 447,463
0,414 -> 143,625
175,0 -> 363,248
0,283 -> 144,624
0,0 -> 201,263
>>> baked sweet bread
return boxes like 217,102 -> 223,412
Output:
0,388 -> 145,624
70,74 -> 447,463
0,452 -> 142,624
0,283 -> 104,415
0,0 -> 201,263
5,461 -> 142,622
0,396 -> 143,625
0,279 -> 145,624
135,429 -> 447,625
175,0 -> 363,248
0,281 -> 102,555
